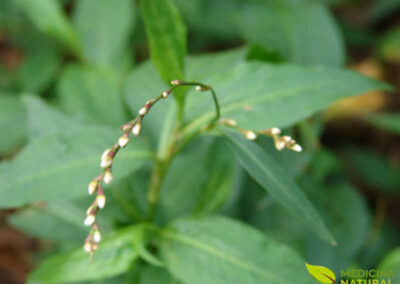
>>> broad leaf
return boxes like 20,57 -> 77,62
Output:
57,64 -> 128,126
22,95 -> 85,139
221,129 -> 335,244
15,0 -> 80,55
183,62 -> 391,134
141,0 -> 186,85
236,0 -> 344,66
378,26 -> 400,62
28,226 -> 139,283
0,93 -> 26,153
73,0 -> 135,70
0,126 -> 154,208
160,216 -> 316,284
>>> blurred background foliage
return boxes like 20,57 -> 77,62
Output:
0,0 -> 400,283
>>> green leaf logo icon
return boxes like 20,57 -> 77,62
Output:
306,263 -> 337,284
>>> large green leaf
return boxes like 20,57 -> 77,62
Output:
28,226 -> 139,283
0,93 -> 26,154
15,0 -> 80,55
236,0 -> 344,66
141,0 -> 186,85
183,62 -> 390,134
73,0 -> 135,70
221,128 -> 335,244
0,126 -> 154,208
160,216 -> 316,284
57,64 -> 128,127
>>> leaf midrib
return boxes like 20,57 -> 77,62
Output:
0,150 -> 154,191
161,229 -> 286,284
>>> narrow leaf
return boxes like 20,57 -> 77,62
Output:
141,0 -> 186,84
221,128 -> 335,244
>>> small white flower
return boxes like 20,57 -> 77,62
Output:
270,127 -> 281,136
162,91 -> 169,98
139,107 -> 147,116
274,138 -> 286,151
282,135 -> 292,142
132,123 -> 141,136
97,194 -> 106,209
290,144 -> 303,152
100,156 -> 112,168
244,130 -> 257,141
88,181 -> 98,195
118,135 -> 129,148
171,80 -> 183,85
93,230 -> 102,243
103,170 -> 113,184
84,214 -> 96,226
83,241 -> 92,252
220,118 -> 237,127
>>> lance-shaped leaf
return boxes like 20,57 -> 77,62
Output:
221,128 -> 335,244
159,216 -> 316,284
141,0 -> 186,85
306,263 -> 336,284
28,226 -> 139,283
183,62 -> 391,134
0,126 -> 154,208
365,112 -> 400,135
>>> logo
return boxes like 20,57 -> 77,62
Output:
305,263 -> 394,284
306,263 -> 337,284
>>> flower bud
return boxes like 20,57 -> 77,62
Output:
162,90 -> 170,98
270,127 -> 281,136
84,214 -> 96,226
84,241 -> 92,252
93,230 -> 102,243
274,137 -> 286,151
100,149 -> 113,168
290,144 -> 302,152
118,134 -> 129,148
195,85 -> 209,92
103,170 -> 113,184
220,118 -> 237,127
171,80 -> 183,86
88,180 -> 98,195
96,194 -> 106,209
92,243 -> 99,251
139,106 -> 148,116
132,123 -> 141,136
244,130 -> 257,141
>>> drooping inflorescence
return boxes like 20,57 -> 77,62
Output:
219,118 -> 302,152
82,80 -> 219,257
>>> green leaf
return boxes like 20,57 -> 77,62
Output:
0,126 -> 154,208
57,64 -> 128,126
160,216 -> 316,284
139,266 -> 180,284
236,0 -> 344,66
183,62 -> 391,134
378,26 -> 400,62
0,93 -> 26,154
73,0 -> 135,70
9,201 -> 87,244
366,112 -> 400,135
22,94 -> 84,139
378,247 -> 400,283
15,0 -> 80,55
141,0 -> 187,84
221,128 -> 335,244
18,43 -> 61,93
28,226 -> 139,283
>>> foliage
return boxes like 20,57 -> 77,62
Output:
0,0 -> 399,283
